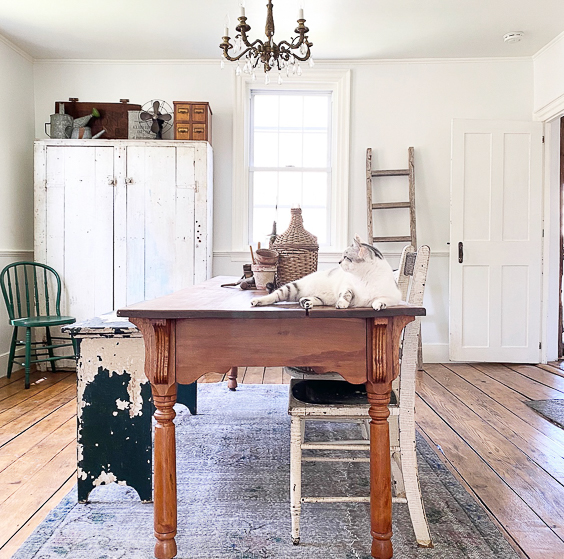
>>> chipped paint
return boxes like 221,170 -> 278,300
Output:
74,332 -> 153,503
93,471 -> 118,487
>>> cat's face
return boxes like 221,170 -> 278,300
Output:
339,236 -> 383,272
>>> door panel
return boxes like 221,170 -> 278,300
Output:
450,120 -> 543,362
45,145 -> 114,320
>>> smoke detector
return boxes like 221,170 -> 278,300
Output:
503,32 -> 524,43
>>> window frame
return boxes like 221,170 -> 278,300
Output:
231,69 -> 351,259
249,89 -> 333,246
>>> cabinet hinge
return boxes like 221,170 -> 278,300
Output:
542,136 -> 545,143
539,342 -> 542,350
44,179 -> 47,191
194,181 -> 199,193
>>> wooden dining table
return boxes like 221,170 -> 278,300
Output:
117,276 -> 425,559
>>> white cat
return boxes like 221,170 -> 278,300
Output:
250,235 -> 401,310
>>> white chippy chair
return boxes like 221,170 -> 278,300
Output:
286,244 -> 432,547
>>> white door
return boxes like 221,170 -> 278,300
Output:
116,144 -> 196,306
44,145 -> 115,320
449,119 -> 543,362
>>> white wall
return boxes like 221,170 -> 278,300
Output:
32,57 -> 534,362
0,36 -> 35,376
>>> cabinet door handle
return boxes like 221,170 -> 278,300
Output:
108,177 -> 117,186
458,241 -> 464,263
125,177 -> 134,184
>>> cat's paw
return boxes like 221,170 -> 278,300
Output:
336,298 -> 350,309
299,297 -> 315,309
372,300 -> 387,311
250,298 -> 264,307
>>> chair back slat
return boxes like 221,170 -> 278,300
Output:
23,265 -> 32,318
396,245 -> 414,301
33,265 -> 40,316
44,266 -> 51,315
0,262 -> 64,322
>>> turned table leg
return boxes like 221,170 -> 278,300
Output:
153,387 -> 178,559
366,380 -> 393,559
227,367 -> 238,391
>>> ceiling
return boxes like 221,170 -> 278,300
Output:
1,0 -> 562,61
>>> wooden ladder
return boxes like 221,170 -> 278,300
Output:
366,147 -> 423,368
366,147 -> 416,248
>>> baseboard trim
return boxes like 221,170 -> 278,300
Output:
422,343 -> 449,363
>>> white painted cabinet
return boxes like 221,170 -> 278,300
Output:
34,140 -> 213,321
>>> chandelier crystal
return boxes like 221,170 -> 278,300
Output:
220,0 -> 313,82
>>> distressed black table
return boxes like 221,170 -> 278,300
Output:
118,276 -> 425,559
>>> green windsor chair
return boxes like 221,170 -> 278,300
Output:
1,262 -> 77,389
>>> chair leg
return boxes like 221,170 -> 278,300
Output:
227,367 -> 238,391
24,328 -> 32,389
391,451 -> 406,499
45,327 -> 57,373
400,424 -> 433,547
290,416 -> 303,545
6,327 -> 17,379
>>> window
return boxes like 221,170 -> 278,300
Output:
231,70 -> 350,259
250,91 -> 332,246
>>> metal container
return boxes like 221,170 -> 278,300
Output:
45,112 -> 73,138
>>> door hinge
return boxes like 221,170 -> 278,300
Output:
542,136 -> 545,143
539,342 -> 542,350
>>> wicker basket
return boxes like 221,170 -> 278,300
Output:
271,208 -> 319,286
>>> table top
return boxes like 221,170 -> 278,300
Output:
117,276 -> 426,320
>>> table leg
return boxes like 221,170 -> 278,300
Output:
227,366 -> 238,391
153,386 -> 178,559
366,379 -> 393,559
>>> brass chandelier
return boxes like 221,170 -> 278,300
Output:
220,0 -> 313,84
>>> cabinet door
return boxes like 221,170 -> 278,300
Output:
44,145 -> 115,320
120,145 -> 196,304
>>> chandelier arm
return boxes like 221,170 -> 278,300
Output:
221,44 -> 263,63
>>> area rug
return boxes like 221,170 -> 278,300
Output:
526,398 -> 564,429
14,384 -> 519,559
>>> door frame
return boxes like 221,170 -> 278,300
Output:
540,116 -> 562,363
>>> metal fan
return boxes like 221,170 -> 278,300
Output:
138,100 -> 173,139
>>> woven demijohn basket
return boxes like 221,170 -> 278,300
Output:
271,208 -> 319,286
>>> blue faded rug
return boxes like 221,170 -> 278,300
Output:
14,384 -> 519,558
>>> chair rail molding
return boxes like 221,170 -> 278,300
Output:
231,69 -> 351,254
0,250 -> 34,259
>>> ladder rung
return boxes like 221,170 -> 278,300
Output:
373,236 -> 412,243
371,169 -> 410,177
372,202 -> 411,210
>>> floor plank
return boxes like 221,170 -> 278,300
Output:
424,364 -> 564,483
0,474 -> 75,559
416,394 -> 564,559
242,366 -> 265,384
418,370 -> 564,540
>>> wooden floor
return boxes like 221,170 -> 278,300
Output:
1,363 -> 564,558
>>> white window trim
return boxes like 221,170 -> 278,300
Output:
231,69 -> 351,259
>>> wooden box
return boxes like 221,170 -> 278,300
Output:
55,100 -> 142,139
173,101 -> 212,144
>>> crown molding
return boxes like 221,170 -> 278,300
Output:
32,55 -> 531,67
533,30 -> 564,60
33,58 -> 221,66
0,33 -> 33,63
533,91 -> 564,122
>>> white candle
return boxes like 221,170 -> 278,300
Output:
224,26 -> 229,36
298,8 -> 304,19
240,6 -> 245,16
